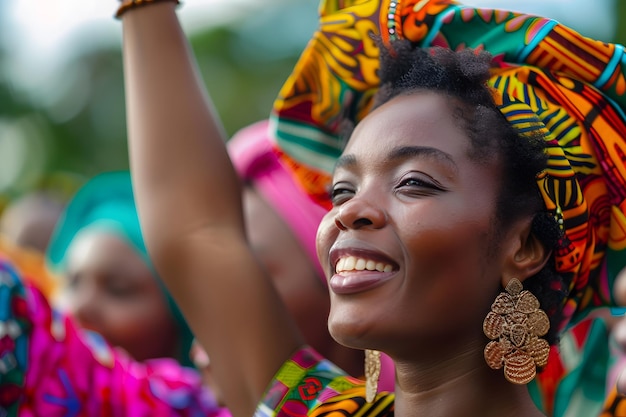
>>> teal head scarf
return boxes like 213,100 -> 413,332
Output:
46,171 -> 194,367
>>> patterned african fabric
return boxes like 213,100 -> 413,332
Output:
255,346 -> 394,417
530,316 -> 613,417
269,0 -> 626,416
0,252 -> 226,417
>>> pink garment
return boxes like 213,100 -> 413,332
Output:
20,283 -> 225,417
229,120 -> 328,280
228,120 -> 395,393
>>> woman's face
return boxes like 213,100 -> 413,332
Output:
64,230 -> 180,361
317,92 -> 509,357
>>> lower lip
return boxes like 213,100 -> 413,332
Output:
329,271 -> 396,295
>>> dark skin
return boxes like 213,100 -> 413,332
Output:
121,4 -> 549,416
320,92 -> 506,356
317,93 -> 548,416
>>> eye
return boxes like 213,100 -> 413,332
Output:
395,173 -> 444,196
106,283 -> 137,298
330,182 -> 355,206
399,177 -> 429,187
104,275 -> 139,298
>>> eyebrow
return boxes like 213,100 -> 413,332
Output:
334,145 -> 458,174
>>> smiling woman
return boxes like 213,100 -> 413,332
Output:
317,47 -> 560,389
116,0 -> 626,416
266,1 -> 626,415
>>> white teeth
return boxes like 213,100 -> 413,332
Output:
344,256 -> 356,270
336,258 -> 345,272
355,258 -> 366,270
335,256 -> 394,273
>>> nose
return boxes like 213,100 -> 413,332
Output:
334,196 -> 388,231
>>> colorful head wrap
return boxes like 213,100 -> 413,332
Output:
270,0 -> 626,336
46,171 -> 194,366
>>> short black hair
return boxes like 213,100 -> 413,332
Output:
367,40 -> 567,345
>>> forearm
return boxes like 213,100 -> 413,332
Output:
121,3 -> 242,248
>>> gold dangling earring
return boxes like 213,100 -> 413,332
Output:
483,278 -> 551,384
365,349 -> 381,403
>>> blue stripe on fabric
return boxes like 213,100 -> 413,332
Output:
422,6 -> 461,46
517,19 -> 558,62
595,44 -> 624,89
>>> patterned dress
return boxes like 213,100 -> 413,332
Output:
255,347 -> 394,417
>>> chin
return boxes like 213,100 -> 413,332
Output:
327,307 -> 377,350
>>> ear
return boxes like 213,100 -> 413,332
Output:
500,218 -> 551,288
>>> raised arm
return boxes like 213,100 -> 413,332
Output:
119,3 -> 303,415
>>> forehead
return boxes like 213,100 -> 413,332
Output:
66,229 -> 144,272
69,229 -> 128,254
344,92 -> 468,158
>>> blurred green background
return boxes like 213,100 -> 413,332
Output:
0,0 -> 624,202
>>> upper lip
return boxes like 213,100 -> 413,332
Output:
328,239 -> 398,272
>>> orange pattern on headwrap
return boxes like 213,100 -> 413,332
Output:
488,63 -> 626,333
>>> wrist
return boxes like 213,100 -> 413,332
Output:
115,0 -> 180,19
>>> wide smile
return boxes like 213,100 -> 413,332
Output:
335,256 -> 394,273
330,251 -> 398,295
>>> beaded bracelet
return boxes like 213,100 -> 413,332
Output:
115,0 -> 180,19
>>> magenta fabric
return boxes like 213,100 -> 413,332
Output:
20,283 -> 225,416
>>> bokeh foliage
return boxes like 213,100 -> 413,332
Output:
0,1 -> 318,199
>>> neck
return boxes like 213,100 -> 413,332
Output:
324,342 -> 365,378
390,340 -> 545,417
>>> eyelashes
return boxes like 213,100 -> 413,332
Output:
329,172 -> 445,206
329,183 -> 355,206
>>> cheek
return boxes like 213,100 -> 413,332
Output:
107,294 -> 172,338
399,204 -> 497,299
366,224 -> 497,346
316,214 -> 337,278
404,220 -> 489,266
